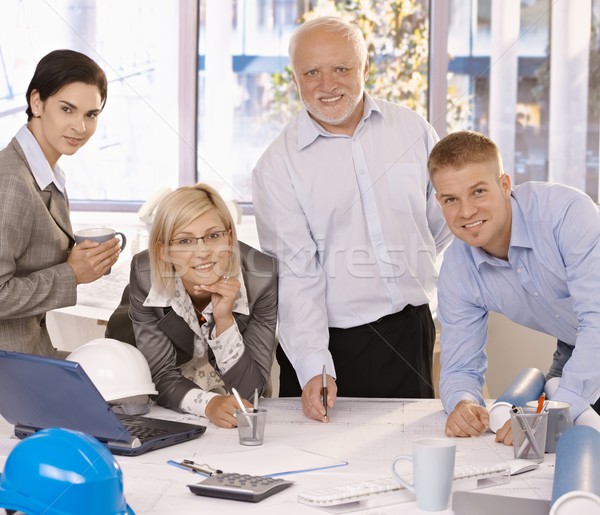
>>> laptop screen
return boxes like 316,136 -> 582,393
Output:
0,350 -> 131,441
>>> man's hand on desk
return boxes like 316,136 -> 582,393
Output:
301,374 -> 337,422
494,419 -> 513,446
445,400 -> 489,437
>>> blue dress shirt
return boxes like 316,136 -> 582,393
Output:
438,181 -> 600,419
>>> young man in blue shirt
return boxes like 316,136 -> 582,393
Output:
429,130 -> 600,444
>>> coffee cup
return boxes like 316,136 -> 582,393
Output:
527,400 -> 572,453
74,228 -> 127,275
392,438 -> 456,511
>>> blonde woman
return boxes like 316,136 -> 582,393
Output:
107,184 -> 278,428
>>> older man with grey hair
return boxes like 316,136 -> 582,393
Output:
253,16 -> 451,422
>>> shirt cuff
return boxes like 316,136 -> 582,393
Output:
444,391 -> 482,414
552,385 -> 590,420
179,388 -> 219,418
207,322 -> 244,374
295,350 -> 336,389
574,407 -> 600,430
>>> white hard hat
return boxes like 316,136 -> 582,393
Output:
67,338 -> 158,402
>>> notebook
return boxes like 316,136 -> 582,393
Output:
0,350 -> 206,456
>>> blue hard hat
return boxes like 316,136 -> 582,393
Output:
0,427 -> 134,515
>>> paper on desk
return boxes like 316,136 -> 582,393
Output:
174,444 -> 348,477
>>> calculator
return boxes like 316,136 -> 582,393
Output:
187,472 -> 294,503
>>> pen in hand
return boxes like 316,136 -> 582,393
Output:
322,365 -> 328,419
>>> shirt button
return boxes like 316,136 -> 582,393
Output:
375,241 -> 382,247
517,268 -> 523,273
533,292 -> 539,297
368,205 -> 373,210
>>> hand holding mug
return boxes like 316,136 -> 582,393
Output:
72,228 -> 127,279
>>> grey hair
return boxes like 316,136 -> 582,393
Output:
288,16 -> 368,73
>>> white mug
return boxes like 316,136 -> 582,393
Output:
74,228 -> 127,275
527,400 -> 573,453
74,227 -> 127,250
392,438 -> 456,511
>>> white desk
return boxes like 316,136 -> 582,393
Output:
0,398 -> 555,514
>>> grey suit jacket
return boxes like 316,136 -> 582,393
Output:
106,241 -> 278,412
0,138 -> 77,355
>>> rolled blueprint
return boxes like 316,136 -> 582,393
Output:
550,425 -> 600,514
488,368 -> 545,433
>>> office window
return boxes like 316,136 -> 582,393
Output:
0,0 -> 185,208
446,0 -> 600,201
197,0 -> 299,204
197,0 -> 436,204
3,1 -> 599,208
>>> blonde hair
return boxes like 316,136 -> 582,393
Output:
148,183 -> 239,296
288,16 -> 368,74
428,130 -> 504,180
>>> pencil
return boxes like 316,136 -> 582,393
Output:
536,393 -> 545,414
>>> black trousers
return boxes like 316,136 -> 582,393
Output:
277,304 -> 435,398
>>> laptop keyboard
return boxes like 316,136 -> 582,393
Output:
124,423 -> 168,440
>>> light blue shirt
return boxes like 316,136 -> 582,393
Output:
253,94 -> 452,387
438,181 -> 600,419
14,124 -> 66,194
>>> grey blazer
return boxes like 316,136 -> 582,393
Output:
106,241 -> 278,411
0,138 -> 77,355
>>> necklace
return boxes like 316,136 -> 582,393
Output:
193,304 -> 206,324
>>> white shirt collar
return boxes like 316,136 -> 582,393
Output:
14,124 -> 66,194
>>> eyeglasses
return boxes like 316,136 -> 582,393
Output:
168,230 -> 229,251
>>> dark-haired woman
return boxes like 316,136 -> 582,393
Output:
0,49 -> 121,355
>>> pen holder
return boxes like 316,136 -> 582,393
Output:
550,426 -> 600,514
510,407 -> 548,463
489,368 -> 545,433
236,408 -> 267,446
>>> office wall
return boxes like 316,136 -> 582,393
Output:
485,311 -> 555,397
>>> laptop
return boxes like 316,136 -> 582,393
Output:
0,350 -> 206,456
